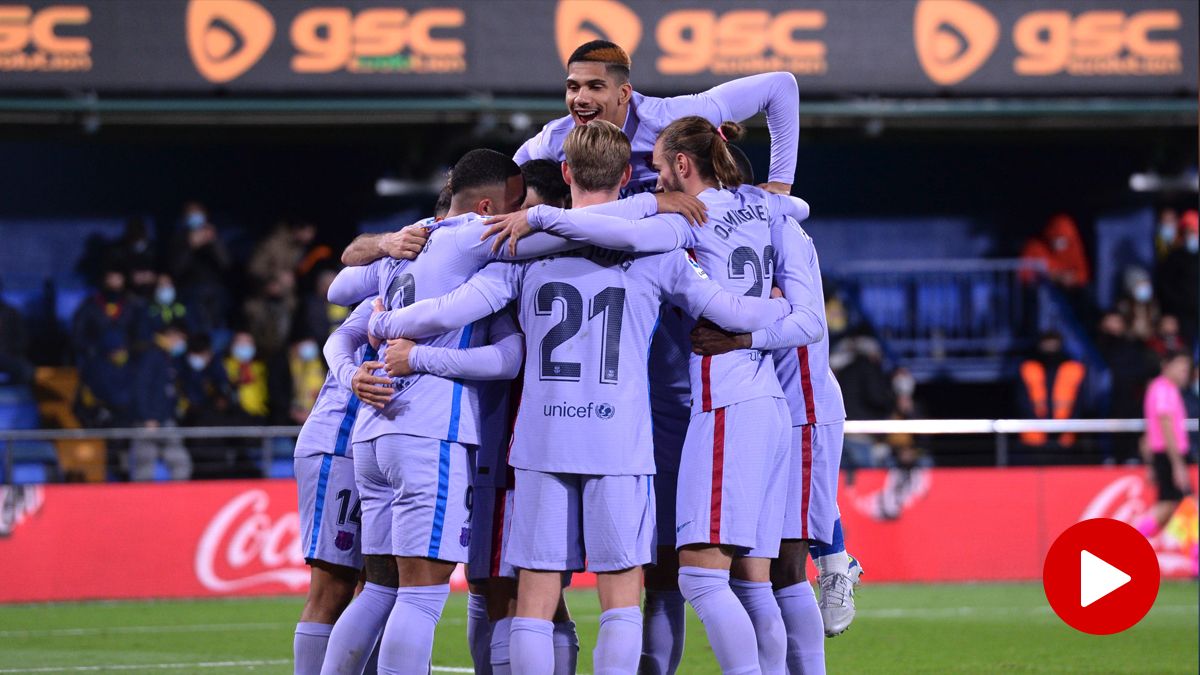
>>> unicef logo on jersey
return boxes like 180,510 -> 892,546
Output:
542,401 -> 616,420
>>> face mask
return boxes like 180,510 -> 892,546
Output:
232,343 -> 256,363
893,375 -> 916,397
1187,236 -> 1199,254
1133,283 -> 1153,303
298,341 -> 320,362
168,340 -> 187,357
186,211 -> 206,229
187,354 -> 207,371
1159,225 -> 1177,244
155,286 -> 176,305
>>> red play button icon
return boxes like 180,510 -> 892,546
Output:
1043,518 -> 1160,635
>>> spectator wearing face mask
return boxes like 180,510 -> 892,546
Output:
129,321 -> 192,481
224,330 -> 269,419
1016,331 -> 1087,463
1154,207 -> 1180,261
168,201 -> 232,332
270,333 -> 326,425
144,273 -> 197,336
1156,209 -> 1199,348
177,333 -> 233,419
1118,266 -> 1160,343
1020,214 -> 1091,290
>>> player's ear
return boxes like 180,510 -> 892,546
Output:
675,152 -> 689,178
620,163 -> 632,188
477,197 -> 493,215
562,162 -> 574,187
618,81 -> 632,106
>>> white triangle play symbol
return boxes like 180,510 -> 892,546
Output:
1080,550 -> 1131,608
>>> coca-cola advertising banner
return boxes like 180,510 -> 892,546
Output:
0,468 -> 1196,603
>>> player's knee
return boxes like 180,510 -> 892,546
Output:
364,554 -> 399,588
770,540 -> 810,590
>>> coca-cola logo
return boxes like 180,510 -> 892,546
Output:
195,489 -> 308,592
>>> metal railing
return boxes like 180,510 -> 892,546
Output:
2,418 -> 1197,481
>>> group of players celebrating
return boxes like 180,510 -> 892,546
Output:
290,41 -> 860,675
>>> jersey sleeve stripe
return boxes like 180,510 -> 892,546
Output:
709,407 -> 727,544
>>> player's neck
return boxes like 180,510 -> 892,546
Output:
683,177 -> 718,197
570,186 -> 621,208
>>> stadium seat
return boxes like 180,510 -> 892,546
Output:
0,385 -> 40,429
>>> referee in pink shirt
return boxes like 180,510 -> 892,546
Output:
1138,350 -> 1195,540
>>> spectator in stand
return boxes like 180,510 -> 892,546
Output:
178,333 -> 233,419
0,280 -> 32,385
1095,311 -> 1159,463
72,264 -> 143,365
1016,331 -> 1087,463
298,266 -> 346,341
243,270 -> 297,360
1117,266 -> 1159,343
273,333 -> 327,425
1154,207 -> 1180,261
1019,214 -> 1090,289
1135,351 -> 1195,556
129,321 -> 192,481
76,331 -> 136,429
837,335 -> 895,470
110,216 -> 156,276
248,221 -> 317,287
225,330 -> 270,419
168,201 -> 232,332
1147,315 -> 1185,358
1156,209 -> 1198,348
145,273 -> 195,336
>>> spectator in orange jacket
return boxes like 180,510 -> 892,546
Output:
1020,214 -> 1091,289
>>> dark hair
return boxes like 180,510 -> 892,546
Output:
1163,350 -> 1192,366
448,149 -> 523,200
521,159 -> 571,208
434,185 -> 453,218
568,39 -> 631,82
728,144 -> 754,185
658,116 -> 747,188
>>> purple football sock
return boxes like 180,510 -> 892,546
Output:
363,632 -> 382,675
774,582 -> 825,675
509,617 -> 554,675
294,622 -> 333,675
321,583 -> 395,675
489,617 -> 513,675
467,592 -> 493,675
678,567 -> 761,675
552,620 -> 579,675
640,589 -> 685,675
731,579 -> 787,675
378,584 -> 450,675
593,607 -> 642,675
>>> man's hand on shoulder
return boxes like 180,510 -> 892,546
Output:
482,209 -> 534,257
381,225 -> 430,261
654,191 -> 708,226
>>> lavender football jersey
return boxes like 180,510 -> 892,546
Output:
515,73 -> 800,195
466,247 -> 789,476
297,300 -> 377,459
758,214 -> 846,426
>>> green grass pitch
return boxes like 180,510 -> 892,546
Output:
0,582 -> 1195,673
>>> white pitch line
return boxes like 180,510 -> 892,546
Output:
0,660 -> 290,673
0,623 -> 289,638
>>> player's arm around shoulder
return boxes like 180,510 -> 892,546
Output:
658,249 -> 789,334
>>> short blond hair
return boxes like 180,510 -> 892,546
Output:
563,120 -> 631,192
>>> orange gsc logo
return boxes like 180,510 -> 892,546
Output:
914,0 -> 1185,85
1012,8 -> 1182,76
0,4 -> 91,73
554,0 -> 825,77
555,0 -> 642,68
186,0 -> 274,84
914,0 -> 998,86
186,0 -> 465,83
